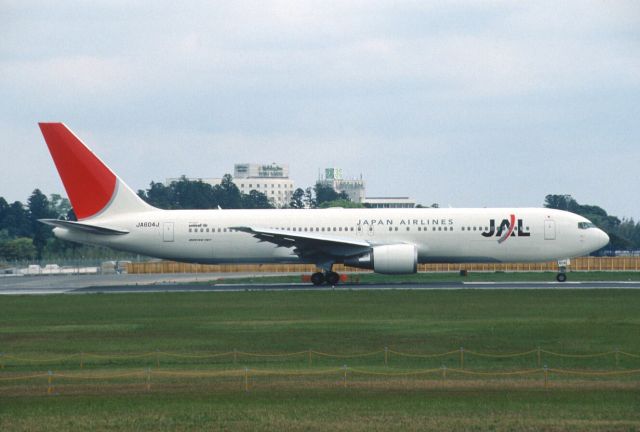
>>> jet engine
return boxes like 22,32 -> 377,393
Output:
344,244 -> 418,274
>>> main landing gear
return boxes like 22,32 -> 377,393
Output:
310,271 -> 341,286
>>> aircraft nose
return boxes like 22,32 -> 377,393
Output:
595,229 -> 610,249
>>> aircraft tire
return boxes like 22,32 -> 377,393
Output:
311,272 -> 325,286
325,271 -> 340,286
556,273 -> 567,282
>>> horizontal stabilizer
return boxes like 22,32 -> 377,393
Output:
39,219 -> 129,236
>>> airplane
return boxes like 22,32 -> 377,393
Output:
38,123 -> 610,285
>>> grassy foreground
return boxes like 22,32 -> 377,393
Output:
1,290 -> 640,431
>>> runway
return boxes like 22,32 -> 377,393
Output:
1,273 -> 640,294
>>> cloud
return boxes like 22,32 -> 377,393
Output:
1,0 -> 639,217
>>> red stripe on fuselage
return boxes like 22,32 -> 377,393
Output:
498,214 -> 516,244
39,123 -> 116,220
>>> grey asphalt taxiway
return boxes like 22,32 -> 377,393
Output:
1,273 -> 640,294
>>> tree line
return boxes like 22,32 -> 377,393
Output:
1,183 -> 639,262
136,176 -> 362,210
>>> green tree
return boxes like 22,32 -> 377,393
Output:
303,187 -> 316,209
0,238 -> 36,261
314,183 -> 349,206
289,188 -> 306,209
318,199 -> 364,208
138,181 -> 173,209
241,190 -> 273,209
218,174 -> 242,209
48,194 -> 72,219
2,201 -> 31,238
28,189 -> 56,259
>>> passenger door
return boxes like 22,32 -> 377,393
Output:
544,220 -> 556,240
163,222 -> 175,242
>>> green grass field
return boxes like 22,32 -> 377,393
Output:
1,289 -> 640,431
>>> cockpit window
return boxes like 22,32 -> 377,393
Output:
578,222 -> 597,229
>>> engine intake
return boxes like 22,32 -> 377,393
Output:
344,244 -> 418,274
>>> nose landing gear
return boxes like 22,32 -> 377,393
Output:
556,259 -> 569,282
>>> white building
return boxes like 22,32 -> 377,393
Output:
166,163 -> 294,208
318,168 -> 366,204
233,163 -> 294,208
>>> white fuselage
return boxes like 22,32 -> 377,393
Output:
54,207 -> 609,265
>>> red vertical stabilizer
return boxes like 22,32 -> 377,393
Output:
39,123 -> 117,220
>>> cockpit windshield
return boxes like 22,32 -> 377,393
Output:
578,222 -> 597,230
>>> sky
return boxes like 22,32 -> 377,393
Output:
1,1 -> 639,219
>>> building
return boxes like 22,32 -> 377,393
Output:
233,163 -> 294,208
318,168 -> 366,204
166,163 -> 295,208
364,197 -> 416,208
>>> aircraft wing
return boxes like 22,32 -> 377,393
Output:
232,226 -> 372,260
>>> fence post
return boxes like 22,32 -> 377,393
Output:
156,349 -> 160,368
384,347 -> 388,367
460,347 -> 464,369
543,365 -> 548,389
146,368 -> 151,391
537,347 -> 541,368
442,365 -> 447,380
343,365 -> 348,389
47,371 -> 54,395
244,368 -> 249,392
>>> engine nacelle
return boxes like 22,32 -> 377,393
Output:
344,244 -> 418,274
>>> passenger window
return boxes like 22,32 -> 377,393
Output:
406,227 -> 410,231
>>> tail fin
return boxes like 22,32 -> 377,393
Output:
39,123 -> 154,220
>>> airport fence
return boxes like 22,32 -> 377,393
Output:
2,347 -> 639,371
3,348 -> 640,395
126,256 -> 640,274
2,365 -> 640,396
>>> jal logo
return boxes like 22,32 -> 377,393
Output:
481,214 -> 530,243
